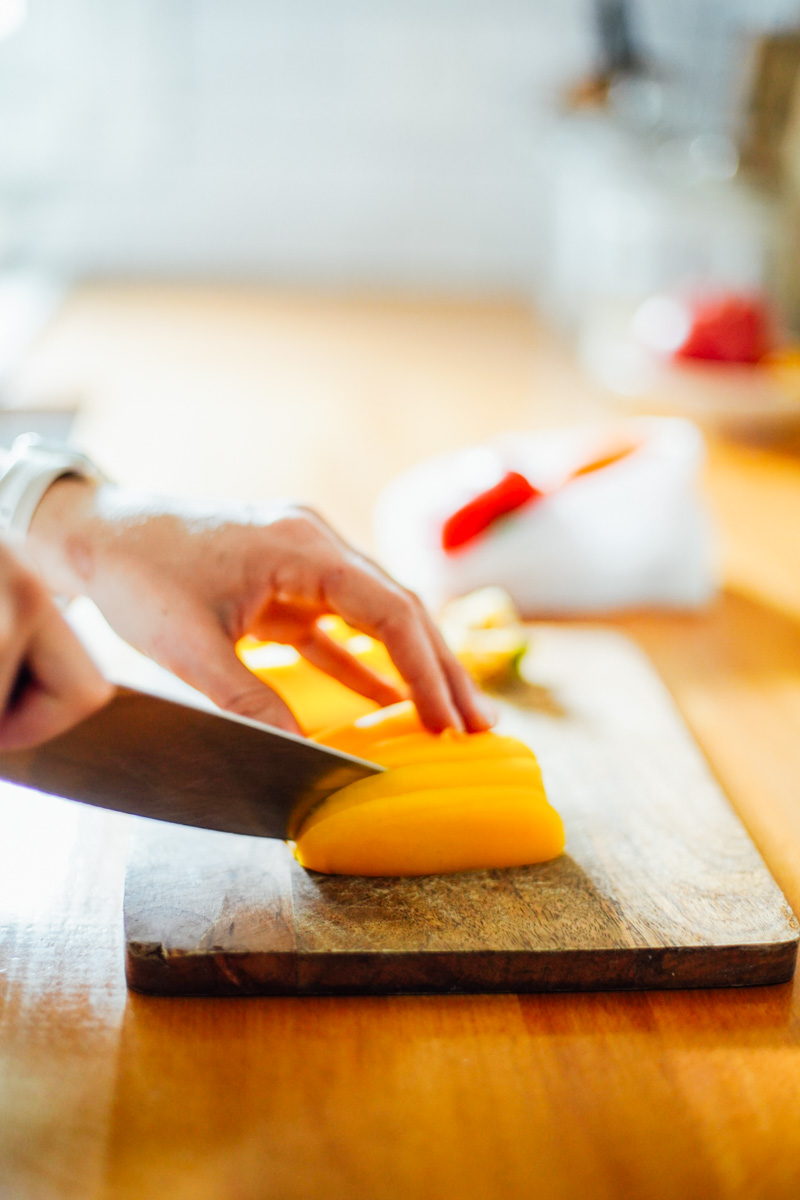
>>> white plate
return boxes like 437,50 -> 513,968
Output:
579,303 -> 800,439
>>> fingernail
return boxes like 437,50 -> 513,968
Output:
477,695 -> 498,726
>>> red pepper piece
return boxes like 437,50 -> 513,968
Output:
673,295 -> 773,364
442,471 -> 542,553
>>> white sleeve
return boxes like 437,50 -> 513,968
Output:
0,435 -> 106,548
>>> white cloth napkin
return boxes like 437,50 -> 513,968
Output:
374,417 -> 715,616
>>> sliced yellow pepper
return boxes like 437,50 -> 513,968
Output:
237,626 -> 564,878
294,701 -> 565,877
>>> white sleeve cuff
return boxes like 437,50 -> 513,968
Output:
0,434 -> 107,549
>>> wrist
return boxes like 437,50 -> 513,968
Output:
26,475 -> 112,597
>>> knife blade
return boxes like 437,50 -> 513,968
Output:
0,685 -> 383,839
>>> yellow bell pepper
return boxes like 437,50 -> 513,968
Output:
294,701 -> 565,877
238,622 -> 563,878
236,616 -> 403,735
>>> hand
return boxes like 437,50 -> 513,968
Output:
0,541 -> 112,751
28,480 -> 495,735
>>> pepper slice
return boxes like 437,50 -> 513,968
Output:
297,700 -> 565,876
441,444 -> 640,555
441,471 -> 542,553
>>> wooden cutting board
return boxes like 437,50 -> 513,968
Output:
124,627 -> 799,996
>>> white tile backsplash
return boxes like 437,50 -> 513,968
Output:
0,0 -> 797,290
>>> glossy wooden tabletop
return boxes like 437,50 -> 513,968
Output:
3,285 -> 800,1200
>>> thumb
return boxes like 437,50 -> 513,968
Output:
161,621 -> 303,734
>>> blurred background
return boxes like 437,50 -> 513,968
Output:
2,0 -> 800,551
2,0 -> 800,300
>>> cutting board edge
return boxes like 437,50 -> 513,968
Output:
124,937 -> 798,997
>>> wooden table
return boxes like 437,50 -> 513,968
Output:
3,284 -> 800,1200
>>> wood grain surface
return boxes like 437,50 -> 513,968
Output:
4,285 -> 800,1200
124,628 -> 798,995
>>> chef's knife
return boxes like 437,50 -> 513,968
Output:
0,685 -> 383,839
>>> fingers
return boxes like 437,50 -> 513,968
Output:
292,626 -> 405,708
372,596 -> 464,732
320,560 -> 488,733
0,562 -> 37,721
0,556 -> 112,752
296,518 -> 494,732
423,616 -> 496,733
247,509 -> 491,733
157,613 -> 303,734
